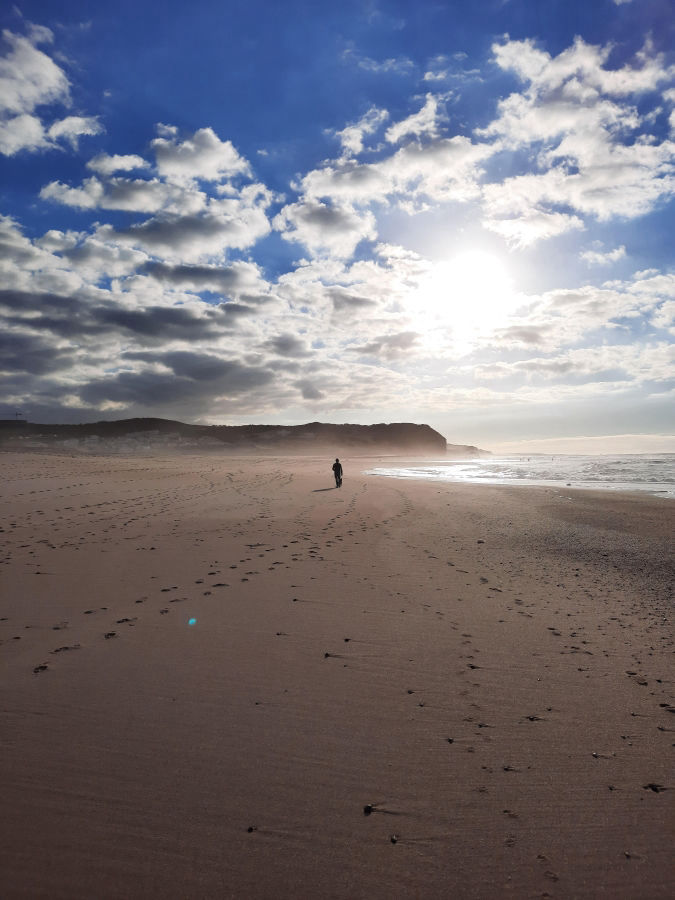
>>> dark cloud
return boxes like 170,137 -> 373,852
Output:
495,325 -> 551,345
115,214 -> 237,246
350,331 -> 420,359
261,333 -> 311,357
328,287 -> 377,311
0,331 -> 74,374
2,310 -> 101,340
0,288 -> 252,346
140,260 -> 259,295
97,305 -> 222,339
294,378 -> 324,400
125,350 -> 274,386
0,288 -> 79,315
80,354 -> 274,408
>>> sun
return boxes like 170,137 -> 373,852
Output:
410,249 -> 521,350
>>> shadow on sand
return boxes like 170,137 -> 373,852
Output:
312,487 -> 338,492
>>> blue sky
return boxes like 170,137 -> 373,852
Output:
1,0 -> 673,451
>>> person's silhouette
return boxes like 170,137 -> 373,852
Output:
332,458 -> 343,488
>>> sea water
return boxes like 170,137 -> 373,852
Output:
365,454 -> 675,498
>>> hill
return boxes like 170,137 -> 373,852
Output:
0,418 -> 486,457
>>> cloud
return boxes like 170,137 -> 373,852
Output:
328,286 -> 378,311
472,344 -> 674,385
580,245 -> 626,265
98,184 -> 274,262
86,153 -> 150,174
490,276 -> 668,351
300,135 -> 491,210
260,333 -> 312,357
342,46 -> 414,75
60,237 -> 148,280
0,329 -> 74,375
47,115 -> 103,148
39,126 -> 255,217
0,26 -> 69,116
423,53 -> 480,85
151,126 -> 251,182
0,285 -> 252,346
483,207 -> 583,247
350,330 -> 420,359
274,199 -> 377,258
40,174 -> 204,213
385,94 -> 441,143
335,106 -> 388,156
77,359 -> 274,412
139,260 -> 266,297
478,37 -> 675,244
0,112 -> 46,154
124,349 -> 274,384
651,300 -> 675,334
294,380 -> 324,400
0,26 -> 99,156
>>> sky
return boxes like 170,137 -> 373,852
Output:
1,0 -> 674,453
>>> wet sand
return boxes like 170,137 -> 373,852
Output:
1,452 -> 673,899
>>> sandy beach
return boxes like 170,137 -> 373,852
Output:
1,451 -> 672,899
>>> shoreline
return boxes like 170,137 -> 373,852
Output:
1,452 -> 673,898
364,454 -> 675,500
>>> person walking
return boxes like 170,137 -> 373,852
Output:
332,458 -> 343,488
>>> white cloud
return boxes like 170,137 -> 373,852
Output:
274,199 -> 377,258
349,330 -> 420,360
472,344 -> 673,383
0,26 -> 69,116
423,69 -> 448,83
478,37 -> 675,243
491,36 -> 673,98
151,126 -> 251,183
301,135 -> 491,209
650,300 -> 675,334
155,122 -> 178,137
86,153 -> 150,174
47,115 -> 103,148
385,94 -> 441,143
0,26 -> 103,156
484,208 -> 584,247
490,275 -> 669,351
335,106 -> 388,156
100,184 -> 274,263
342,46 -> 414,75
61,237 -> 149,280
35,229 -> 85,252
40,174 -> 207,214
0,112 -> 46,154
580,245 -> 626,265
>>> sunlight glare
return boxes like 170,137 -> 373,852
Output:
412,250 -> 520,351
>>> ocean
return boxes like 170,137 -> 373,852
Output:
365,453 -> 675,498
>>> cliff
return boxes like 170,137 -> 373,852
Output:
0,418 -> 488,456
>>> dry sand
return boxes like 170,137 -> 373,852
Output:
1,451 -> 673,899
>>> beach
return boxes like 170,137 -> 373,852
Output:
1,451 -> 672,899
